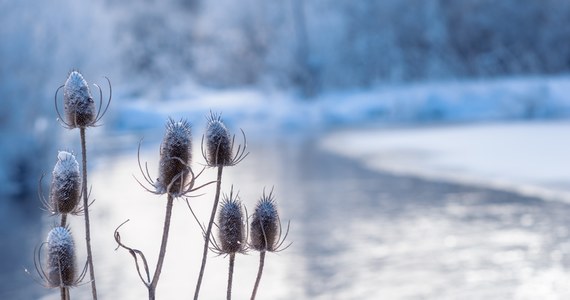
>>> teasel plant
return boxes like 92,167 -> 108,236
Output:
28,226 -> 88,300
114,118 -> 212,300
39,151 -> 83,227
249,189 -> 291,300
188,186 -> 248,300
54,70 -> 112,300
193,112 -> 248,300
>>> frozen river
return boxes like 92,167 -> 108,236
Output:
3,131 -> 570,299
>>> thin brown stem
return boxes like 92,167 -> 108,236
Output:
60,214 -> 67,227
60,287 -> 67,300
194,166 -> 224,300
250,251 -> 266,300
148,194 -> 175,300
80,127 -> 97,300
227,253 -> 235,300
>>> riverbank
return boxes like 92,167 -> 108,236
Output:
322,121 -> 570,203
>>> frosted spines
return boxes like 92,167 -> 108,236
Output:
201,112 -> 249,167
63,71 -> 96,128
46,227 -> 77,288
250,190 -> 289,252
217,191 -> 246,254
48,151 -> 81,215
205,113 -> 232,166
158,118 -> 193,195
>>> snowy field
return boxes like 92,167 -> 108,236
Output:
322,121 -> 570,203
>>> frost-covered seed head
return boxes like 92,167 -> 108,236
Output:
63,71 -> 96,128
205,113 -> 232,166
49,151 -> 81,214
250,193 -> 279,252
158,118 -> 192,195
46,227 -> 77,288
218,194 -> 246,254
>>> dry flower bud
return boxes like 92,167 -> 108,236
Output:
46,227 -> 77,288
63,71 -> 96,128
158,118 -> 192,195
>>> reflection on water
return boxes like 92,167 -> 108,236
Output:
3,134 -> 570,299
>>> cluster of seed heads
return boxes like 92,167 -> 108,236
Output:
205,113 -> 232,166
202,112 -> 248,168
215,190 -> 247,255
214,188 -> 290,254
32,227 -> 86,290
157,118 -> 193,195
55,70 -> 112,129
63,71 -> 96,128
46,227 -> 77,288
47,151 -> 82,215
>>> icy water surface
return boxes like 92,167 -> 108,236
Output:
3,134 -> 570,299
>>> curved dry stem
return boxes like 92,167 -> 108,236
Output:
113,219 -> 152,288
89,76 -> 112,127
54,85 -> 74,129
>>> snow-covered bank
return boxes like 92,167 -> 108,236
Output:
321,121 -> 570,203
111,76 -> 570,136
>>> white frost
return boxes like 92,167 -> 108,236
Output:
63,71 -> 91,104
54,151 -> 80,176
47,226 -> 75,251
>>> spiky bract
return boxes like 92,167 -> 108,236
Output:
205,113 -> 232,166
250,193 -> 279,252
49,151 -> 81,214
158,118 -> 192,195
218,194 -> 246,254
63,71 -> 96,128
46,227 -> 77,288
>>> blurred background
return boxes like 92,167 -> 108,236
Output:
2,0 -> 570,299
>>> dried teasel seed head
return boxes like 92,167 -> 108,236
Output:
46,227 -> 77,288
218,192 -> 246,254
205,113 -> 232,167
158,118 -> 192,195
63,70 -> 96,128
250,192 -> 280,252
49,151 -> 81,214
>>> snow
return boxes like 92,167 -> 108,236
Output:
321,121 -> 570,203
110,76 -> 570,136
63,71 -> 92,105
54,151 -> 80,177
47,226 -> 75,251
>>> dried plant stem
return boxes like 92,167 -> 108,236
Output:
148,194 -> 175,300
60,287 -> 68,300
250,251 -> 266,300
80,128 -> 97,300
227,253 -> 235,300
194,166 -> 224,300
60,214 -> 67,227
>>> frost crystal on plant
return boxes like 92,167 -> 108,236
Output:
63,71 -> 96,128
157,118 -> 192,195
46,227 -> 77,288
49,151 -> 81,214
